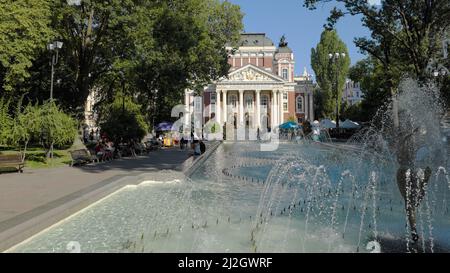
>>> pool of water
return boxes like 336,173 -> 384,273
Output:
8,142 -> 450,253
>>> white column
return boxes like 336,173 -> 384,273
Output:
239,90 -> 244,124
184,90 -> 190,127
271,90 -> 276,128
216,90 -> 221,125
309,92 -> 314,121
256,90 -> 261,128
223,90 -> 227,123
305,93 -> 309,121
276,90 -> 280,127
279,91 -> 284,124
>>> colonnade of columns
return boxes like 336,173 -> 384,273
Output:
214,89 -> 286,129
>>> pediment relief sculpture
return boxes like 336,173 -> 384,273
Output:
228,68 -> 273,82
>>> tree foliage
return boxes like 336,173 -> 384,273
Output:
348,57 -> 391,121
8,100 -> 77,156
0,98 -> 12,145
39,101 -> 77,150
311,29 -> 350,118
1,0 -> 243,130
304,0 -> 450,94
129,0 -> 243,127
0,0 -> 53,92
98,94 -> 148,144
340,101 -> 363,122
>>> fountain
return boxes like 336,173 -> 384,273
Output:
5,79 -> 450,253
345,78 -> 447,252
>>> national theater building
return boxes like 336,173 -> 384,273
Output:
184,33 -> 314,139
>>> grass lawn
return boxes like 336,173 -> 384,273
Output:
0,146 -> 72,172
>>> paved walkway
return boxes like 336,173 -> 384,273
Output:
0,147 -> 193,224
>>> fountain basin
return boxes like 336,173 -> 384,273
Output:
7,143 -> 450,253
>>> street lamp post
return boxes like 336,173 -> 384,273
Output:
328,52 -> 346,131
47,41 -> 63,100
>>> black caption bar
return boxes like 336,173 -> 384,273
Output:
0,253 -> 448,272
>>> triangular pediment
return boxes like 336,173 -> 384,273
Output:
220,64 -> 285,83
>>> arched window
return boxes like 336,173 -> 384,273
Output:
282,69 -> 288,80
296,96 -> 303,113
245,94 -> 253,111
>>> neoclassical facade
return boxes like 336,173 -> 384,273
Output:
184,33 -> 314,136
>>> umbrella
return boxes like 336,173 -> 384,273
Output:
156,121 -> 174,131
279,121 -> 299,129
320,119 -> 336,129
340,119 -> 361,129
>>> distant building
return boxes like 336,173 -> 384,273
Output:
294,67 -> 315,123
184,33 -> 314,138
342,79 -> 362,106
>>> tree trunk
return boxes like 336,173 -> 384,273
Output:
22,141 -> 28,162
45,142 -> 54,159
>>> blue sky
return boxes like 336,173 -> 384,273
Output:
227,0 -> 373,79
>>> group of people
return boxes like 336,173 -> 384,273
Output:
180,134 -> 206,156
279,128 -> 304,141
92,136 -> 154,162
94,139 -> 114,161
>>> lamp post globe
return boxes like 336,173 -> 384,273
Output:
328,52 -> 346,132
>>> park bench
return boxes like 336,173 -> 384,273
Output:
0,153 -> 25,173
69,149 -> 98,166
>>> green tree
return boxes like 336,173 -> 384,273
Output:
311,29 -> 350,120
304,0 -> 449,98
98,94 -> 148,144
0,98 -> 12,145
313,86 -> 324,119
130,0 -> 243,127
9,101 -> 40,155
46,0 -> 141,116
2,0 -> 243,130
8,100 -> 76,158
39,101 -> 78,157
341,102 -> 363,122
0,0 -> 53,92
348,57 -> 391,122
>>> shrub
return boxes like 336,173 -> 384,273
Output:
0,98 -> 12,145
9,100 -> 77,157
99,95 -> 148,143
